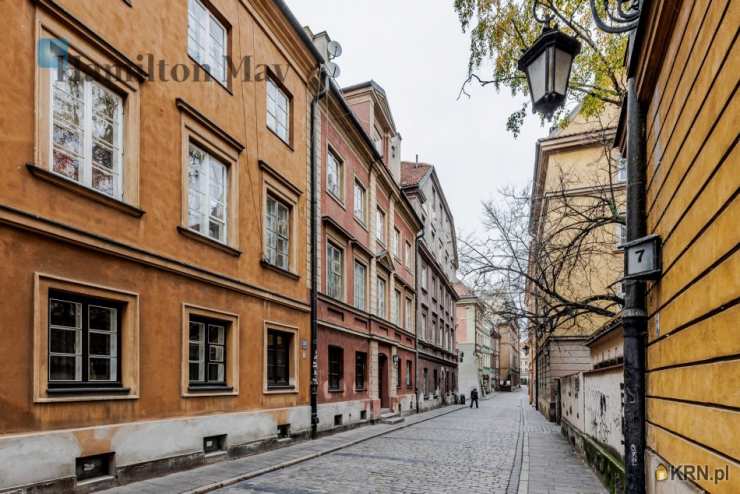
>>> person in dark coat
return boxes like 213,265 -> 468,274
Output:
470,388 -> 479,408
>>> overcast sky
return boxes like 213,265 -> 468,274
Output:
287,0 -> 548,237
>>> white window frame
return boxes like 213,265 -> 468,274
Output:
405,241 -> 412,267
50,64 -> 124,199
405,297 -> 413,330
187,142 -> 228,243
265,195 -> 290,270
372,126 -> 383,155
187,0 -> 227,84
392,289 -> 401,325
353,179 -> 366,223
421,263 -> 428,290
616,157 -> 627,182
376,207 -> 386,244
267,77 -> 290,143
354,260 -> 367,310
327,149 -> 343,200
327,242 -> 344,300
392,228 -> 401,257
376,277 -> 387,318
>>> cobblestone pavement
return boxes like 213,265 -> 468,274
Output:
214,389 -> 606,494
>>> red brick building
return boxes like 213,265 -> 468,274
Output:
309,33 -> 422,428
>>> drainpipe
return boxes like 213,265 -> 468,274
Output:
310,69 -> 329,439
414,230 -> 423,414
623,77 -> 647,494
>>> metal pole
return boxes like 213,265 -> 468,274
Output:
414,231 -> 422,414
310,71 -> 328,439
623,77 -> 647,493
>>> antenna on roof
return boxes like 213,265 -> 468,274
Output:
415,154 -> 419,165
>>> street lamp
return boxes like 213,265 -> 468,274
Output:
517,27 -> 581,117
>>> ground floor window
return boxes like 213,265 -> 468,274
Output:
267,329 -> 293,389
355,351 -> 367,390
328,345 -> 343,391
395,357 -> 401,388
48,292 -> 122,388
188,316 -> 227,386
406,360 -> 413,388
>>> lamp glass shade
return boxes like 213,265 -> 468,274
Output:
518,27 -> 581,116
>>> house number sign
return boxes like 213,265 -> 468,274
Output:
623,234 -> 662,280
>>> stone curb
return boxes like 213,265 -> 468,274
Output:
183,405 -> 467,494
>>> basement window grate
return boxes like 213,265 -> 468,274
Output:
76,453 -> 114,482
203,434 -> 227,454
277,424 -> 291,439
360,410 -> 367,420
334,414 -> 343,426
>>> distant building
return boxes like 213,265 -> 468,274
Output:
454,283 -> 495,396
497,322 -> 520,391
401,161 -> 459,409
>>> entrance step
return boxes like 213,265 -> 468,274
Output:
379,410 -> 404,425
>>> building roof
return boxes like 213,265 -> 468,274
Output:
453,282 -> 475,299
400,161 -> 432,187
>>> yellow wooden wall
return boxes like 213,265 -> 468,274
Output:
643,0 -> 739,491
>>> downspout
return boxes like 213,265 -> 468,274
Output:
310,68 -> 329,439
414,230 -> 422,414
623,77 -> 647,494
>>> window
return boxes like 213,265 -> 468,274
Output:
376,208 -> 386,243
188,316 -> 228,386
355,352 -> 367,390
328,346 -> 343,391
432,317 -> 437,345
406,360 -> 412,387
395,358 -> 401,388
618,223 -> 627,247
354,261 -> 367,310
392,228 -> 401,257
616,157 -> 627,182
267,329 -> 293,388
421,311 -> 427,340
188,0 -> 227,84
421,263 -> 428,290
327,149 -> 343,200
327,242 -> 344,300
265,195 -> 290,269
187,143 -> 228,243
392,289 -> 401,325
432,276 -> 437,299
423,368 -> 429,395
405,241 -> 412,267
372,126 -> 383,154
376,277 -> 387,318
48,293 -> 122,387
267,77 -> 290,143
50,62 -> 124,199
405,298 -> 413,330
353,180 -> 366,222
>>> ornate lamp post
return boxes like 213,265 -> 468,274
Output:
518,1 -> 648,493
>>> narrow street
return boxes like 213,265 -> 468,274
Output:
212,388 -> 605,494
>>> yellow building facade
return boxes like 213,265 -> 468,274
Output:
618,0 -> 739,492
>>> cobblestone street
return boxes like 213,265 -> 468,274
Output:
212,389 -> 605,494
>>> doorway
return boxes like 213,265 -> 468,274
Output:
378,353 -> 389,409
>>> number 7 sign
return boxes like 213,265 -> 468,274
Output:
623,234 -> 662,280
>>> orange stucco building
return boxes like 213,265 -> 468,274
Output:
0,0 -> 322,490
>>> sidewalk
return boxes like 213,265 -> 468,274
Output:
103,404 -> 465,494
517,400 -> 607,494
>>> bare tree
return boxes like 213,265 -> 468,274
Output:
460,122 -> 625,341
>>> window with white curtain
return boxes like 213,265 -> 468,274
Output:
354,261 -> 367,310
327,242 -> 344,300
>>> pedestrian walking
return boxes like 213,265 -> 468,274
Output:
470,388 -> 479,409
